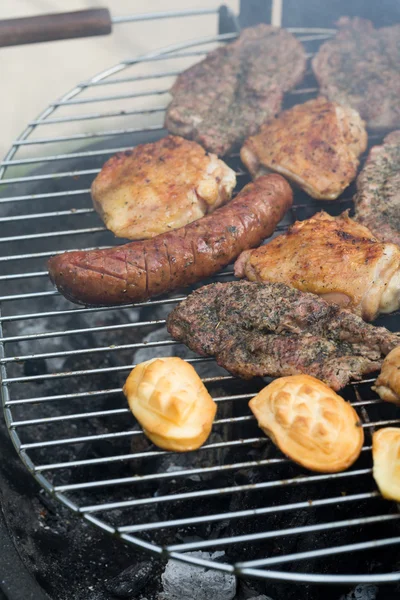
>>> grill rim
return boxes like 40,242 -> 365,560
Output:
2,24 -> 400,586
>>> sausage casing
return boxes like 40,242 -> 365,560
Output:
48,174 -> 292,305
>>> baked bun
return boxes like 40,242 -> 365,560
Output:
372,427 -> 400,501
123,357 -> 217,452
249,375 -> 364,472
373,346 -> 400,404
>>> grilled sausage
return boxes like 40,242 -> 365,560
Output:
48,174 -> 292,306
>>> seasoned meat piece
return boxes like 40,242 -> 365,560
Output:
234,212 -> 400,321
48,175 -> 292,306
312,18 -> 400,130
354,131 -> 400,245
241,97 -> 367,200
167,281 -> 399,390
91,136 -> 236,240
165,24 -> 306,156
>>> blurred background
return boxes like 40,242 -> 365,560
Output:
1,1 -> 238,159
2,1 -> 399,161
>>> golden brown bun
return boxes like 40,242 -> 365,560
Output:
249,375 -> 364,472
123,357 -> 217,452
372,427 -> 400,501
373,346 -> 400,404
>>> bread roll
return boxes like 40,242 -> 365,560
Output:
123,357 -> 217,451
373,346 -> 400,404
249,375 -> 364,472
372,427 -> 400,501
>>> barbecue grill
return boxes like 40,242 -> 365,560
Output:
1,1 -> 400,595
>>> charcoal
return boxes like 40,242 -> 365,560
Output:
340,586 -> 378,600
161,551 -> 236,600
103,560 -> 154,598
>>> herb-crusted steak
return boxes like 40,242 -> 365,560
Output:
167,281 -> 399,390
165,25 -> 306,156
312,17 -> 400,130
354,131 -> 400,244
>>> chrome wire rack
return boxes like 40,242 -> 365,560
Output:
1,7 -> 400,587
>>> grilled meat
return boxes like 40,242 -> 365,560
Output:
165,24 -> 306,156
91,136 -> 236,240
234,212 -> 400,321
48,175 -> 292,306
354,131 -> 400,245
312,17 -> 400,130
240,97 -> 367,200
167,281 -> 399,390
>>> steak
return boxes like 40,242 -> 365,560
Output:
354,131 -> 400,245
312,17 -> 400,130
167,281 -> 399,390
165,24 -> 306,156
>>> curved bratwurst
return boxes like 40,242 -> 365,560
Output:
48,174 -> 292,306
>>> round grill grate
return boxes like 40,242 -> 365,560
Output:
1,23 -> 400,586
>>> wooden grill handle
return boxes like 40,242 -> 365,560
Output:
0,8 -> 112,48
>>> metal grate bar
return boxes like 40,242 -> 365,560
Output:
50,88 -> 170,107
0,189 -> 90,205
4,388 -> 122,407
78,469 -> 372,513
111,9 -> 218,24
29,107 -> 165,126
0,270 -> 233,300
19,414 -> 254,447
1,146 -> 138,167
167,514 -> 400,553
0,226 -> 106,243
83,70 -> 181,87
12,398 -> 245,427
55,454 -> 288,492
3,357 -> 215,385
0,339 -> 180,364
1,318 -> 168,344
11,125 -> 164,147
2,356 -> 213,385
0,246 -> 109,263
0,271 -> 48,282
0,169 -> 100,185
0,208 -> 94,223
4,381 -> 238,409
35,438 -> 266,472
118,491 -> 379,534
238,536 -> 400,570
11,408 -> 130,427
0,296 -> 183,323
0,290 -> 59,302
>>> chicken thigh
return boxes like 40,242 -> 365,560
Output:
240,97 -> 367,200
234,212 -> 400,321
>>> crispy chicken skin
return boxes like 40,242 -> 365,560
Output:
240,97 -> 367,200
91,136 -> 236,240
234,212 -> 400,321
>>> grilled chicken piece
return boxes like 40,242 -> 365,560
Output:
240,97 -> 367,200
165,24 -> 307,156
167,281 -> 399,391
234,212 -> 400,322
373,347 -> 400,404
91,136 -> 236,240
354,131 -> 400,245
312,17 -> 400,130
